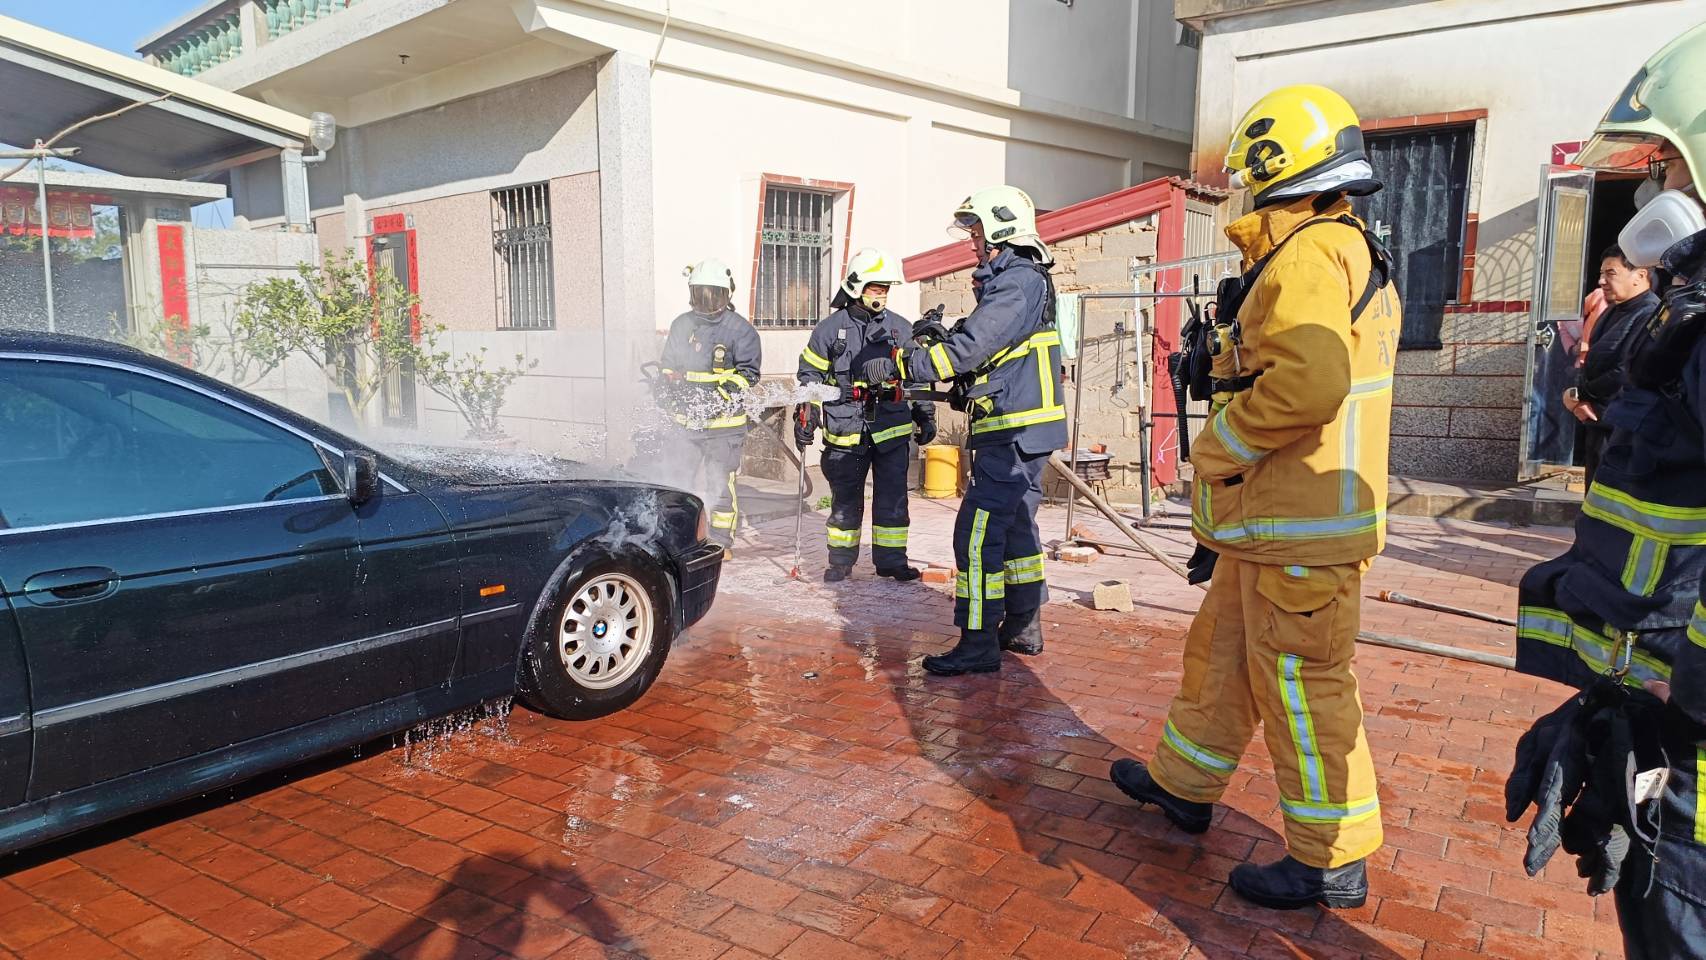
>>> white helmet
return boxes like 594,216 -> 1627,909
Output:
684,258 -> 736,292
840,248 -> 904,299
952,185 -> 1052,264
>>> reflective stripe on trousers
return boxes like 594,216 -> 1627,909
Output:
823,441 -> 912,567
954,443 -> 1049,631
1148,555 -> 1382,868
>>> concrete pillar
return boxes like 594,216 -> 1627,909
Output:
595,50 -> 655,462
238,1 -> 263,51
280,148 -> 310,232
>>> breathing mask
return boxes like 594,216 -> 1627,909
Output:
1621,188 -> 1706,268
859,283 -> 889,315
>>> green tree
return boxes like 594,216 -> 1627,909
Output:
233,249 -> 420,427
418,332 -> 537,439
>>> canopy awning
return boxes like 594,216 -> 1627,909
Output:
0,14 -> 311,180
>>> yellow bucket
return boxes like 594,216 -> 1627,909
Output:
922,446 -> 961,499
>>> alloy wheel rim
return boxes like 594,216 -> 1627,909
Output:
558,573 -> 653,690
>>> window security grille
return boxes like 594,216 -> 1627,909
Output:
754,186 -> 834,329
492,183 -> 555,330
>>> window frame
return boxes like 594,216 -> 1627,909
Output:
0,352 -> 406,536
748,174 -> 854,330
490,182 -> 557,331
1354,115 -> 1486,350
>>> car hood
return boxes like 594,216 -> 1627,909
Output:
382,443 -> 645,487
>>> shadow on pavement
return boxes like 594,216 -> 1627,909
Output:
821,563 -> 1409,960
367,849 -> 645,959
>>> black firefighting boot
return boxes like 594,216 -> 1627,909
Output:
824,564 -> 853,584
1229,856 -> 1368,910
998,608 -> 1044,656
1109,759 -> 1212,834
922,629 -> 1000,676
876,565 -> 922,582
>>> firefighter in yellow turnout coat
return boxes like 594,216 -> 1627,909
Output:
1110,84 -> 1402,911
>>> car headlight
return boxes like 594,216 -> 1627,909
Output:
696,506 -> 709,543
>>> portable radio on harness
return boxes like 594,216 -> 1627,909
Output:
1166,214 -> 1393,465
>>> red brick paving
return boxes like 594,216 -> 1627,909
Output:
0,506 -> 1622,958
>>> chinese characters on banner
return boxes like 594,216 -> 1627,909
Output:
0,187 -> 107,239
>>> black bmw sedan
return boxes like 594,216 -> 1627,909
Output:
0,331 -> 723,855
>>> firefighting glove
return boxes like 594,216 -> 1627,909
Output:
861,356 -> 900,387
794,404 -> 819,450
1507,693 -> 1586,823
1185,544 -> 1218,585
1561,700 -> 1648,896
1521,703 -> 1593,878
912,406 -> 937,446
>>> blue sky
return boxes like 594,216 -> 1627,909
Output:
1,1 -> 238,226
0,0 -> 187,55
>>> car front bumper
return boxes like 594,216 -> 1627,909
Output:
675,540 -> 724,631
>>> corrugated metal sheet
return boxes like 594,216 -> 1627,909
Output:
1353,126 -> 1472,350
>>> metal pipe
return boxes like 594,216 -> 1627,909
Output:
1046,452 -> 1522,671
1377,590 -> 1517,627
1134,302 -> 1151,520
1050,453 -> 1191,580
35,151 -> 55,333
1063,292 -> 1089,542
1354,631 -> 1515,670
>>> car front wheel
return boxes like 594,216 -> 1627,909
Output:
520,555 -> 675,720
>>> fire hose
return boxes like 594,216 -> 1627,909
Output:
1046,453 -> 1518,670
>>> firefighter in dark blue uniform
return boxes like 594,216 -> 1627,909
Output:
1508,26 -> 1706,959
656,258 -> 762,555
862,185 -> 1066,676
795,248 -> 935,582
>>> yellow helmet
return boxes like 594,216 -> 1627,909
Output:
1224,84 -> 1369,203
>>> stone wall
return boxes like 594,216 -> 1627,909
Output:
1391,308 -> 1527,481
918,216 -> 1162,496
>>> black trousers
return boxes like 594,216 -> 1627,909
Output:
954,442 -> 1048,631
822,440 -> 911,569
1614,725 -> 1706,960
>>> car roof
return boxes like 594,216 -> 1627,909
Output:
0,328 -> 160,367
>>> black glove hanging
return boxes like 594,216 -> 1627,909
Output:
912,406 -> 938,446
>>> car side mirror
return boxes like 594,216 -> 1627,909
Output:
344,451 -> 380,506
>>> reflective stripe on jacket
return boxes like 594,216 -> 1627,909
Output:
1516,318 -> 1706,727
1189,197 -> 1401,567
798,306 -> 916,450
659,308 -> 762,433
897,248 -> 1066,454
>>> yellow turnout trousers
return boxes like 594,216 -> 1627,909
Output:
1149,555 -> 1382,868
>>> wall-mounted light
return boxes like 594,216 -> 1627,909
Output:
303,111 -> 337,165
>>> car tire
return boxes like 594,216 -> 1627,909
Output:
519,553 -> 676,720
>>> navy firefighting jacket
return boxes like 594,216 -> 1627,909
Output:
797,305 -> 919,451
897,248 -> 1066,454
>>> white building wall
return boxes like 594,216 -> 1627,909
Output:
636,2 -> 1195,377
201,0 -> 1197,438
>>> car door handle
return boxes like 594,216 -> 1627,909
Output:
23,567 -> 119,605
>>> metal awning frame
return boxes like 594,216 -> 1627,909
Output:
0,43 -> 303,170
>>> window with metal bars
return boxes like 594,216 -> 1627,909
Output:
1352,125 -> 1474,349
754,185 -> 835,329
491,183 -> 555,330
